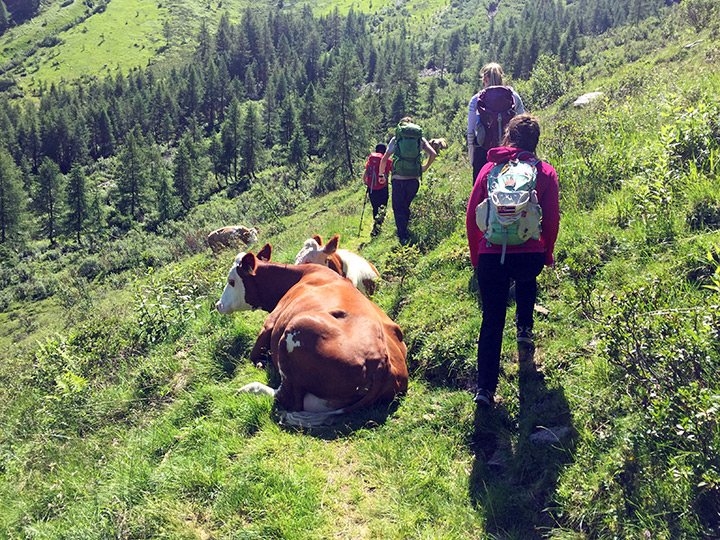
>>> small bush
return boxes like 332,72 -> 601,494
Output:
687,197 -> 720,231
77,256 -> 105,280
409,179 -> 466,253
38,36 -> 63,48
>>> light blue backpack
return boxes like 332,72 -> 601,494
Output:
475,156 -> 542,264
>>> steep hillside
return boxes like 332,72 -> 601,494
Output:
1,0 -> 720,538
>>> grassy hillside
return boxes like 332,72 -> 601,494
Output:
2,2 -> 720,539
0,0 -> 475,96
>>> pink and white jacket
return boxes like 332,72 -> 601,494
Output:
466,147 -> 560,267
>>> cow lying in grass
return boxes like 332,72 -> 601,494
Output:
207,226 -> 259,254
216,244 -> 408,427
294,234 -> 380,296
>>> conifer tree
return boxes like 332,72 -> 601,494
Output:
220,97 -> 242,183
287,119 -> 309,185
240,102 -> 260,180
91,108 -> 115,159
426,78 -> 437,114
263,77 -> 278,149
244,62 -> 258,101
0,1 -> 10,34
173,133 -> 197,212
155,171 -> 175,222
34,157 -> 64,245
116,126 -> 148,219
389,86 -> 407,124
300,83 -> 320,156
65,163 -> 88,243
319,44 -> 366,182
0,147 -> 25,244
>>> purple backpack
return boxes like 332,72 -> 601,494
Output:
475,86 -> 516,149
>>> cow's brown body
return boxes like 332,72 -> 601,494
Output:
217,248 -> 408,419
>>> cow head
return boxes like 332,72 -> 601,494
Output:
294,234 -> 340,266
245,227 -> 259,245
216,251 -> 260,315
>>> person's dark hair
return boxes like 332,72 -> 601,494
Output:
502,114 -> 540,153
375,143 -> 387,154
399,116 -> 413,124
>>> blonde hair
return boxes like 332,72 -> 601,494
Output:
481,62 -> 504,87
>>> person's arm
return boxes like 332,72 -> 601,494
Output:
378,152 -> 392,180
512,88 -> 525,115
421,138 -> 437,173
538,164 -> 560,266
379,138 -> 394,179
467,94 -> 478,165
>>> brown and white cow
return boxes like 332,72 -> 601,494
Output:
216,245 -> 408,426
294,234 -> 380,296
428,137 -> 448,154
207,226 -> 259,254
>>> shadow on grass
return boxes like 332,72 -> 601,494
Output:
469,344 -> 577,539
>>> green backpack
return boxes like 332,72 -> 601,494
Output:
392,122 -> 423,177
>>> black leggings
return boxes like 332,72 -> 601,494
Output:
475,251 -> 545,393
472,145 -> 489,184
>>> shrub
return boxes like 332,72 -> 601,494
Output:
687,196 -> 720,231
77,256 -> 105,280
409,179 -> 466,253
38,36 -> 63,48
523,54 -> 569,110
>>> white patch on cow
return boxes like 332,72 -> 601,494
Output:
238,382 -> 278,396
216,263 -> 250,314
285,332 -> 302,353
337,249 -> 379,295
303,393 -> 336,412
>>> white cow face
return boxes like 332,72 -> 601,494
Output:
294,238 -> 325,266
216,253 -> 252,314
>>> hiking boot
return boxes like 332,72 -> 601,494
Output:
474,389 -> 494,407
516,326 -> 534,345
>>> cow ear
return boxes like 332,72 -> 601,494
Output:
324,234 -> 339,254
238,252 -> 257,276
312,234 -> 323,246
256,243 -> 272,261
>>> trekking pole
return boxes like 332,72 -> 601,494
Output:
358,186 -> 369,236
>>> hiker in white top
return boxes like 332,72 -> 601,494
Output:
468,62 -> 524,184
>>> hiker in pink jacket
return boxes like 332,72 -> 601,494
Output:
465,114 -> 560,407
